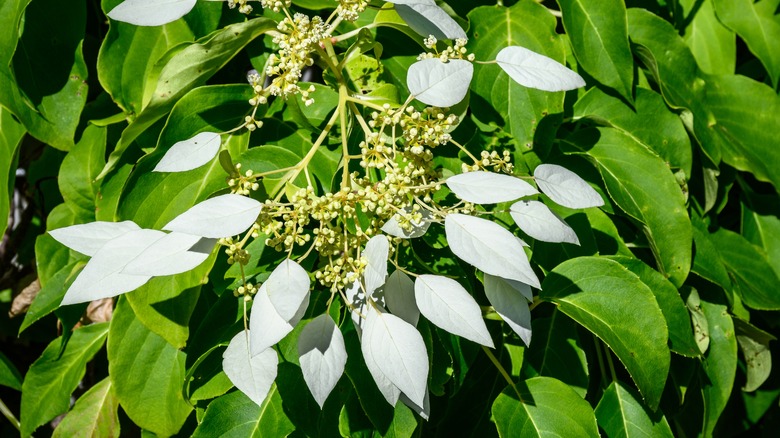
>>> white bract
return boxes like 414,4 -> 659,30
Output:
61,229 -> 165,305
510,200 -> 580,244
163,194 -> 262,238
445,214 -> 540,289
222,330 -> 278,407
362,306 -> 429,407
49,221 -> 140,257
414,275 -> 494,347
381,208 -> 430,239
384,270 -> 419,326
107,0 -> 197,26
153,132 -> 222,173
298,314 -> 347,408
122,231 -> 211,276
249,282 -> 309,355
363,235 -> 389,297
496,46 -> 585,92
388,0 -> 467,40
446,171 -> 538,204
534,164 -> 604,209
264,259 -> 311,322
484,274 -> 532,346
407,58 -> 473,107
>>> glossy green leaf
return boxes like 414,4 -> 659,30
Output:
573,87 -> 692,176
699,298 -> 736,436
102,17 -> 276,178
628,8 -> 780,189
108,298 -> 192,436
19,261 -> 84,334
608,256 -> 700,357
0,350 -> 23,391
192,388 -> 295,438
710,228 -> 780,310
690,220 -> 731,289
492,377 -> 599,437
741,191 -> 780,278
557,0 -> 634,102
713,0 -> 780,87
60,124 -> 106,218
0,106 -> 25,239
524,310 -> 589,397
1,0 -> 87,150
20,323 -> 109,437
563,127 -> 692,287
679,0 -> 736,75
541,257 -> 670,410
53,378 -> 121,438
98,0 -> 196,114
595,381 -> 674,437
468,0 -> 566,149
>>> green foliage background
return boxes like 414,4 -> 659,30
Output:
1,0 -> 779,436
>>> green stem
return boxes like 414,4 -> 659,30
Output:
0,397 -> 20,432
593,334 -> 610,389
482,346 -> 523,400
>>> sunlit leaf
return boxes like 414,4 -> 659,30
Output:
364,235 -> 389,297
446,171 -> 538,204
387,0 -> 467,40
510,200 -> 580,244
223,330 -> 278,407
107,0 -> 197,27
533,164 -> 604,209
153,131 -> 222,173
122,232 -> 213,276
415,275 -> 494,347
595,381 -> 674,437
265,259 -> 311,322
49,221 -> 140,257
407,58 -> 473,107
249,282 -> 309,355
298,314 -> 347,408
163,194 -> 263,239
496,46 -> 585,92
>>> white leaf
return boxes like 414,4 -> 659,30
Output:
345,278 -> 366,337
496,46 -> 585,92
61,229 -> 165,305
265,259 -> 311,322
407,58 -> 473,107
388,0 -> 467,40
298,314 -> 347,408
121,232 -> 212,276
484,274 -> 532,346
363,335 -> 401,405
381,208 -> 430,239
400,390 -> 430,420
445,214 -> 540,289
249,283 -> 308,355
163,194 -> 262,238
153,132 -> 222,173
49,221 -> 140,257
414,275 -> 494,347
446,171 -> 538,204
223,330 -> 278,406
509,200 -> 580,245
363,235 -> 389,296
384,270 -> 419,326
362,306 -> 428,407
534,164 -> 604,209
107,0 -> 197,26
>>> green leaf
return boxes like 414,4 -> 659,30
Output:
563,127 -> 692,287
607,256 -> 700,357
524,309 -> 589,397
20,323 -> 109,437
699,298 -> 736,436
0,350 -> 23,391
734,318 -> 775,392
628,8 -> 780,190
679,0 -> 736,75
52,378 -> 121,438
710,228 -> 780,310
492,377 -> 599,437
541,257 -> 670,410
98,0 -> 196,115
467,0 -> 566,150
108,298 -> 192,436
595,381 -> 674,437
713,0 -> 780,87
741,191 -> 780,278
19,261 -> 84,334
101,17 -> 276,179
690,220 -> 731,290
0,106 -> 25,239
60,124 -> 106,218
557,0 -> 634,102
0,0 -> 88,150
573,87 -> 692,176
192,388 -> 295,438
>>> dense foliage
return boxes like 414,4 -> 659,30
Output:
1,0 -> 779,436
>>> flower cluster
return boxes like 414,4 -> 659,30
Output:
336,0 -> 369,21
228,0 -> 254,14
419,37 -> 475,62
265,13 -> 329,98
260,0 -> 291,13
